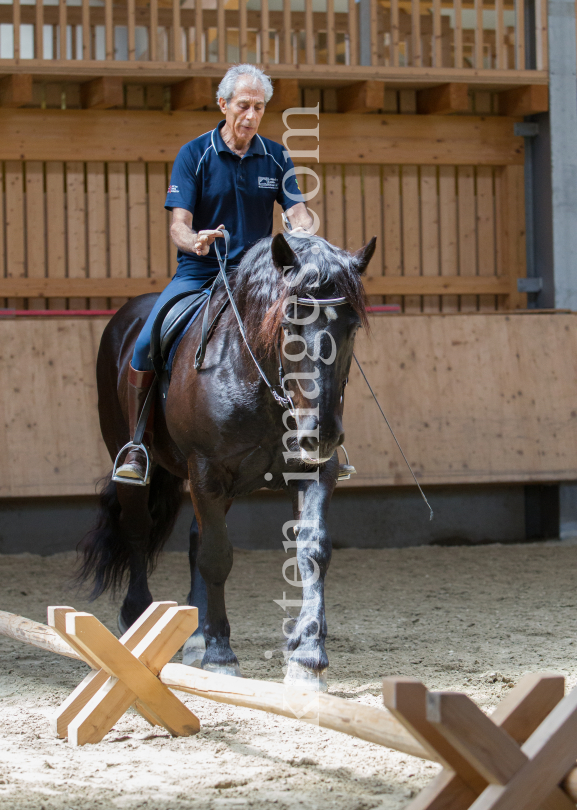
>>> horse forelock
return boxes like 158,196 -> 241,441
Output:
232,235 -> 368,358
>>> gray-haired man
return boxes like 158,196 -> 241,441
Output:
115,64 -> 313,484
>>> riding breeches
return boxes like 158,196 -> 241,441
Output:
131,265 -> 220,371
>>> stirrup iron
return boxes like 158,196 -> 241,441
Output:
337,444 -> 356,481
112,441 -> 151,486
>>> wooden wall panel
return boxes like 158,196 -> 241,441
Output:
86,161 -> 107,310
66,161 -> 88,309
5,160 -> 25,309
0,312 -> 575,497
341,312 -> 577,488
45,162 -> 66,310
0,110 -> 525,166
25,161 -> 45,310
147,162 -> 171,279
0,158 -> 522,313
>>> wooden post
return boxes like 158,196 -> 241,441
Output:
128,0 -> 136,60
171,77 -> 213,111
13,0 -> 20,60
282,0 -> 290,64
261,0 -> 270,64
266,79 -> 300,112
172,0 -> 182,61
348,0 -> 358,65
82,0 -> 90,60
390,0 -> 399,66
35,0 -> 43,59
498,85 -> 548,116
105,0 -> 113,60
217,0 -> 225,62
327,0 -> 336,65
417,83 -> 469,115
454,0 -> 463,68
337,81 -> 385,113
80,77 -> 124,109
58,0 -> 66,59
411,0 -> 421,66
475,0 -> 483,69
0,75 -> 33,108
195,0 -> 203,62
150,0 -> 158,61
304,0 -> 313,64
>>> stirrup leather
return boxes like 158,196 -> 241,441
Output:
112,441 -> 151,486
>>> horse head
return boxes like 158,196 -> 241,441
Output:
268,232 -> 376,465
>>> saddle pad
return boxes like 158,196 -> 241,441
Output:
150,290 -> 210,377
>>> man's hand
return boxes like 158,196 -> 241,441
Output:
193,224 -> 225,256
284,202 -> 314,234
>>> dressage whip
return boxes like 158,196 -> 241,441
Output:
353,354 -> 433,521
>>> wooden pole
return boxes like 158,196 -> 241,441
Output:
5,607 -> 577,808
0,610 -> 426,760
0,610 -> 83,661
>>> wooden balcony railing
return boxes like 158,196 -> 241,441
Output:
0,0 -> 547,75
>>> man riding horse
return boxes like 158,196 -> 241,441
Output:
114,64 -> 313,484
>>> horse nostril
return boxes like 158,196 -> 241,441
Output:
337,432 -> 345,446
299,436 -> 318,453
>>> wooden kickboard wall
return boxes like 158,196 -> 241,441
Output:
0,311 -> 575,498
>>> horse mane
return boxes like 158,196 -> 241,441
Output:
231,234 -> 369,358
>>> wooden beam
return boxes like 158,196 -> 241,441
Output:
80,77 -> 124,109
170,77 -> 213,111
0,275 -> 514,299
266,78 -> 301,112
498,84 -> 548,116
417,83 -> 469,115
0,110 -> 525,166
336,81 -> 385,113
363,276 -> 511,296
0,74 -> 33,108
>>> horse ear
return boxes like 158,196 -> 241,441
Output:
352,237 -> 377,275
271,233 -> 296,274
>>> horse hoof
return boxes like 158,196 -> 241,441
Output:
202,662 -> 242,678
117,611 -> 129,636
284,661 -> 328,692
182,634 -> 206,668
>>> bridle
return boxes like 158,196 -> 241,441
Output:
210,233 -> 434,518
213,231 -> 350,415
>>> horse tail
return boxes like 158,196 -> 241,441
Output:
76,466 -> 183,600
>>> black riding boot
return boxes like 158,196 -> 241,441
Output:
114,364 -> 155,485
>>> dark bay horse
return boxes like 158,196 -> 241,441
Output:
79,232 -> 375,689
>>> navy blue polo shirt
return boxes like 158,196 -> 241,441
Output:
165,120 -> 304,271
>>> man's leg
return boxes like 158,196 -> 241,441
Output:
115,272 -> 212,484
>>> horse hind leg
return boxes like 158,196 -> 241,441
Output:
182,511 -> 208,667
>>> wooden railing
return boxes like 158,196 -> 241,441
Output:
0,0 -> 547,73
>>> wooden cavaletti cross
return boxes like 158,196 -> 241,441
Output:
383,674 -> 577,810
48,602 -> 200,746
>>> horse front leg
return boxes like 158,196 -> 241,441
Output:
191,487 -> 240,677
284,458 -> 337,692
182,512 -> 208,667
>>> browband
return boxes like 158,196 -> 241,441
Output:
296,296 -> 348,306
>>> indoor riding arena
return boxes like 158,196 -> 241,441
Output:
1,1 -> 577,808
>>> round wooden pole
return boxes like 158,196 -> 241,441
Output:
0,609 -> 427,759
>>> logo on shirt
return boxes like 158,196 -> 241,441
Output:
167,184 -> 179,193
258,176 -> 279,190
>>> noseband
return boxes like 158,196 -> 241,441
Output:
213,232 -> 349,413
